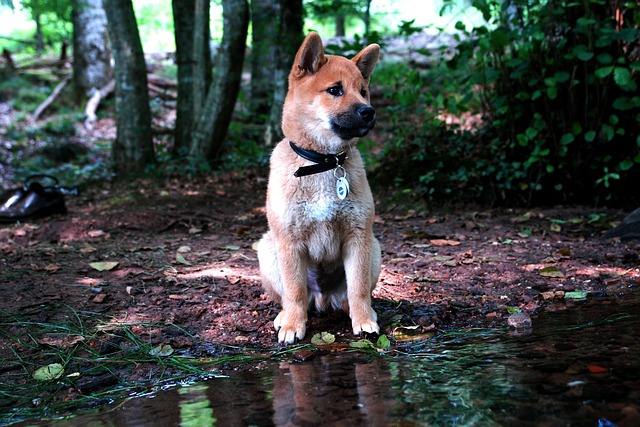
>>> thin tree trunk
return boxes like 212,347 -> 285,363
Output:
190,0 -> 249,162
250,0 -> 279,118
335,15 -> 346,37
104,0 -> 155,177
172,0 -> 196,156
264,0 -> 303,146
364,0 -> 372,35
192,0 -> 212,122
34,9 -> 44,54
72,0 -> 112,102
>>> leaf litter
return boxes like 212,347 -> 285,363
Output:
0,174 -> 638,421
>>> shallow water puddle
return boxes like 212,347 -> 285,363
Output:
13,296 -> 640,426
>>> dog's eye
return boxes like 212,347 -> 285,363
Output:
360,88 -> 368,98
327,85 -> 343,96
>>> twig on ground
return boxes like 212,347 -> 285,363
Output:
32,74 -> 73,121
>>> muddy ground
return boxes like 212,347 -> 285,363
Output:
0,169 -> 639,415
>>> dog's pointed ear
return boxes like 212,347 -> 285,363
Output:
352,44 -> 380,80
292,32 -> 327,78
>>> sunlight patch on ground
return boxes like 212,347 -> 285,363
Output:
176,265 -> 261,282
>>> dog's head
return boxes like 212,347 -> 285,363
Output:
282,32 -> 380,150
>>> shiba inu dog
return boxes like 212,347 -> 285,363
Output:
257,32 -> 382,344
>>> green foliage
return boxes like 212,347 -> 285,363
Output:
456,0 -> 640,205
20,0 -> 72,49
371,50 -> 488,204
374,0 -> 639,207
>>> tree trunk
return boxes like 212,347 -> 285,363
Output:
364,0 -> 372,35
103,0 -> 155,177
72,0 -> 112,102
190,0 -> 249,162
335,14 -> 346,37
192,0 -> 212,121
172,0 -> 196,156
250,0 -> 279,118
34,9 -> 44,54
264,0 -> 303,146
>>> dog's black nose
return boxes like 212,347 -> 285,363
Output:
358,105 -> 376,124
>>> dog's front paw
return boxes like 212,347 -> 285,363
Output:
351,307 -> 379,336
352,319 -> 380,336
274,310 -> 306,344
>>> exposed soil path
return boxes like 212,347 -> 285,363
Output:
0,171 -> 638,412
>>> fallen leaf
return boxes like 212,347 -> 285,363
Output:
44,263 -> 61,273
311,332 -> 335,346
587,365 -> 608,373
550,223 -> 562,232
376,335 -> 391,350
87,230 -> 105,238
149,344 -> 174,357
32,363 -> 64,381
223,245 -> 240,251
432,255 -> 454,262
349,339 -> 375,350
518,229 -> 532,238
89,261 -> 119,271
92,294 -> 107,303
188,227 -> 202,235
37,335 -> 85,348
429,239 -> 461,246
175,253 -> 191,265
80,245 -> 97,254
392,325 -> 434,342
511,215 -> 530,223
564,290 -> 588,300
177,245 -> 191,253
539,266 -> 564,278
541,291 -> 562,300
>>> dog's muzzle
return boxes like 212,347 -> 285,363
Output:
331,104 -> 376,140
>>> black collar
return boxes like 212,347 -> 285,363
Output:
289,141 -> 348,177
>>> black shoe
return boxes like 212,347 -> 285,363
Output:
0,175 -> 68,223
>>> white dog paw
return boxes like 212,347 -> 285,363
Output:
274,311 -> 306,344
352,320 -> 380,336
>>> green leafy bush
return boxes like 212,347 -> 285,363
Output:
465,0 -> 640,205
374,0 -> 639,207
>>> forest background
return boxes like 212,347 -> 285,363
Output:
0,0 -> 638,208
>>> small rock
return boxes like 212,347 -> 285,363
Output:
507,312 -> 532,328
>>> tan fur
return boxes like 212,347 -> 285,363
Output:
257,32 -> 381,344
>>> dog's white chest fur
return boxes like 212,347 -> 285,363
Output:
300,190 -> 341,223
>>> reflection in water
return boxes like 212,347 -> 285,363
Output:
18,297 -> 640,426
178,385 -> 215,427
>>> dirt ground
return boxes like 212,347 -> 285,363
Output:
0,168 -> 639,414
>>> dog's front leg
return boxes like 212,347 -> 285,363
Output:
274,243 -> 309,344
344,234 -> 379,336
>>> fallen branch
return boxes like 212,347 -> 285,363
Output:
148,83 -> 177,100
147,74 -> 177,89
84,79 -> 115,130
32,74 -> 72,121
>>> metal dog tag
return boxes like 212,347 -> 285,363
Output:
334,166 -> 349,200
336,177 -> 349,199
